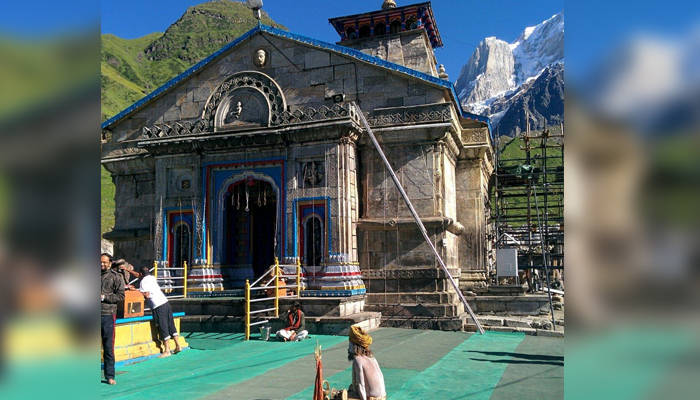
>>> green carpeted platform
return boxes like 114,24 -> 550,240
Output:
101,328 -> 564,400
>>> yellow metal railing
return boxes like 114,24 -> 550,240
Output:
244,257 -> 303,340
183,261 -> 188,298
151,259 -> 189,298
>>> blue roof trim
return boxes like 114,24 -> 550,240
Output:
102,23 -> 491,139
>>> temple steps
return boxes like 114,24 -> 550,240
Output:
180,312 -> 382,336
171,295 -> 381,337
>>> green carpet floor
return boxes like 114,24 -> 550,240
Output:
101,328 -> 564,400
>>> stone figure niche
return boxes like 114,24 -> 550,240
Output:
218,88 -> 269,128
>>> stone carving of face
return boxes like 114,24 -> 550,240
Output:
255,49 -> 267,67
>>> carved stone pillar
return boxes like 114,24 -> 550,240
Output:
455,158 -> 489,293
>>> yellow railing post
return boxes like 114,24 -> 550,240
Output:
296,257 -> 301,298
153,260 -> 158,280
274,257 -> 280,317
183,261 -> 188,298
245,279 -> 250,341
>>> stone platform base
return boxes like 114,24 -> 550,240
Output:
181,311 -> 381,336
172,295 -> 380,337
102,312 -> 189,368
170,295 -> 367,317
485,284 -> 528,296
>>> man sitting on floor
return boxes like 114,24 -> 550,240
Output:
138,266 -> 182,357
347,325 -> 386,400
276,300 -> 308,341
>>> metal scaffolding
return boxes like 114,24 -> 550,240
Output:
491,124 -> 564,291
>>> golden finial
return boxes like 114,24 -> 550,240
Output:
382,0 -> 397,11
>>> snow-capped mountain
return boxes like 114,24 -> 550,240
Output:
578,31 -> 700,134
455,11 -> 564,136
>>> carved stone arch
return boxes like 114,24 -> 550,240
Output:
202,71 -> 287,131
214,171 -> 281,263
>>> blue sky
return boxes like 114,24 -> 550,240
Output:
99,0 -> 563,81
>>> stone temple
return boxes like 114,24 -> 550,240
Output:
101,1 -> 493,328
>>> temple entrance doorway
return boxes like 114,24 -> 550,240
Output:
223,178 -> 277,279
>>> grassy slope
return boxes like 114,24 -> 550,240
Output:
495,128 -> 564,226
101,1 -> 287,235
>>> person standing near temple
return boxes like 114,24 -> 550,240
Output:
138,266 -> 182,357
101,253 -> 124,385
347,325 -> 386,400
276,300 -> 308,341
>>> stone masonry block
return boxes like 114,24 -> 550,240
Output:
193,86 -> 212,102
180,102 -> 200,119
334,64 -> 355,80
478,317 -> 504,326
504,319 -> 533,329
305,51 -> 330,69
309,67 -> 333,86
163,108 -> 181,123
325,80 -> 343,98
536,329 -> 564,338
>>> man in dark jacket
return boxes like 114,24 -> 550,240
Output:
101,253 -> 124,385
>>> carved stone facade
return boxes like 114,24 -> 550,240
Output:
102,18 -> 492,315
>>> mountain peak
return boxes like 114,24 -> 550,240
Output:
454,10 -> 564,136
145,0 -> 285,63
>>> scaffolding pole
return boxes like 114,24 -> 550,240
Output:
354,102 -> 485,335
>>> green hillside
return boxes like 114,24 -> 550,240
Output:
101,0 -> 287,235
101,0 -> 286,122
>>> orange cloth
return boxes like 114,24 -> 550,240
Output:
313,356 -> 324,400
349,325 -> 372,348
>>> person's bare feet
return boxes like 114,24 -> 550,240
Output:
158,352 -> 172,358
173,347 -> 182,354
107,379 -> 117,385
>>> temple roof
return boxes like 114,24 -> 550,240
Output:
101,24 -> 487,132
328,2 -> 443,48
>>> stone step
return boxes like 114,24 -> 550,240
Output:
379,313 -> 467,331
365,291 -> 458,305
365,302 -> 464,318
464,324 -> 564,338
180,311 -> 382,337
472,316 -> 559,330
470,295 -> 553,315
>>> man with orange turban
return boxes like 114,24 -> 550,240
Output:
346,325 -> 386,400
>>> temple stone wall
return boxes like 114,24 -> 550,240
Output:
106,33 -> 448,145
102,28 -> 492,312
103,157 -> 156,269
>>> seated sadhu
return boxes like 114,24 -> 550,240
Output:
276,300 -> 308,341
347,325 -> 386,400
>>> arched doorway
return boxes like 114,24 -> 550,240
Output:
223,178 -> 277,279
304,215 -> 323,267
172,223 -> 191,269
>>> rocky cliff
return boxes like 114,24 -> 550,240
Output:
455,11 -> 564,136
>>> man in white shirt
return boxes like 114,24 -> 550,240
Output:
138,266 -> 182,358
